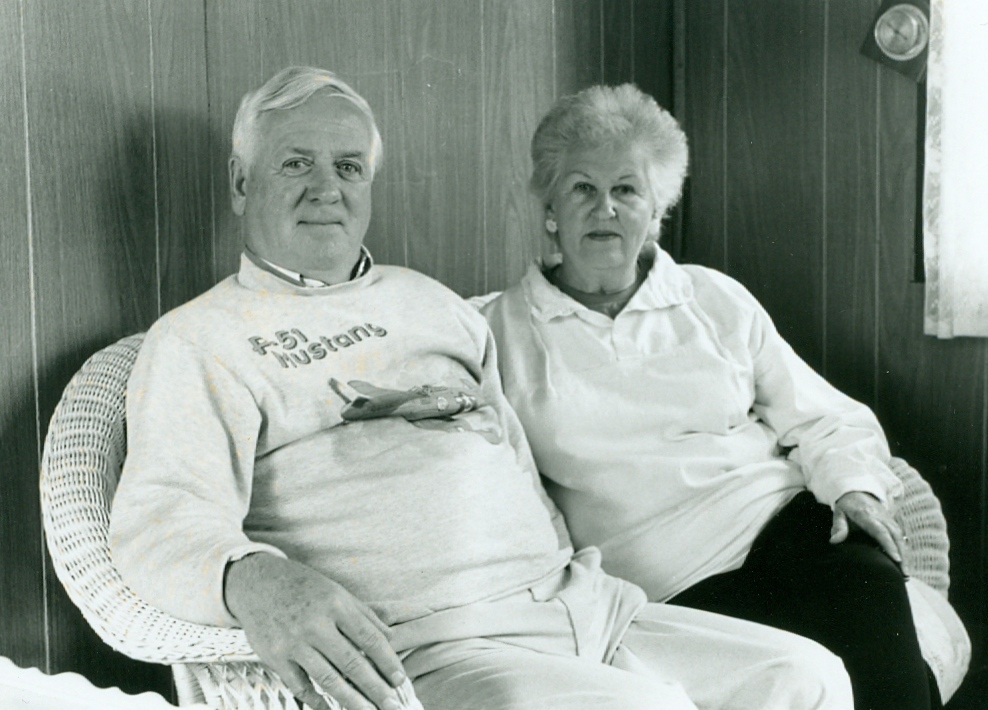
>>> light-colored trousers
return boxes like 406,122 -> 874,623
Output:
391,549 -> 853,710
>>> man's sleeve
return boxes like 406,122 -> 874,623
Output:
109,326 -> 286,627
745,297 -> 903,508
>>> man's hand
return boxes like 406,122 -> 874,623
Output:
830,491 -> 909,574
224,553 -> 407,710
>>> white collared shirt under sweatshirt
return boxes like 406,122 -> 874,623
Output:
482,244 -> 903,602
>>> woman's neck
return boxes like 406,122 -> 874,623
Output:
556,261 -> 638,295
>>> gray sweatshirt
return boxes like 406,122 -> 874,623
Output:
110,255 -> 571,628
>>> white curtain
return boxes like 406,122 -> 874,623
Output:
923,0 -> 988,338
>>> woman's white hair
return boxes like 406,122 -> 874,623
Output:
231,66 -> 383,175
530,84 -> 688,215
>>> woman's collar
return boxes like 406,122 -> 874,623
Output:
522,242 -> 693,321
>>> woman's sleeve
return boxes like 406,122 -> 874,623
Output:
478,325 -> 573,550
746,297 -> 904,508
109,325 -> 286,627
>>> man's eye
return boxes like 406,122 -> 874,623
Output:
337,161 -> 363,178
282,158 -> 310,173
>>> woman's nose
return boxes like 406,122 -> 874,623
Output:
592,192 -> 617,218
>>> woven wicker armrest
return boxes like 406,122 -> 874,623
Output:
41,333 -> 256,665
39,334 -> 315,708
888,457 -> 951,596
38,334 -> 419,708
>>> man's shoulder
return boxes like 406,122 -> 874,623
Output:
374,263 -> 447,288
374,264 -> 474,306
157,273 -> 241,318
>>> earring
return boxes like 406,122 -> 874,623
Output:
545,218 -> 558,233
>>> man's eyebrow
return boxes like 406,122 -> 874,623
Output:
334,149 -> 368,162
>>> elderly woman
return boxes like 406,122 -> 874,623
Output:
482,84 -> 938,710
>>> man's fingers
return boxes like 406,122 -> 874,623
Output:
277,662 -> 331,710
339,612 -> 407,687
297,649 -> 381,710
304,621 -> 403,710
359,604 -> 393,639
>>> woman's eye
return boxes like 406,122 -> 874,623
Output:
574,182 -> 595,194
614,184 -> 636,196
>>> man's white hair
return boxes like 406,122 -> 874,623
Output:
231,66 -> 383,175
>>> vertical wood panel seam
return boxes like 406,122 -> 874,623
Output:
550,1 -> 556,98
722,0 -> 728,269
397,1 -> 408,267
873,70 -> 881,406
628,0 -> 634,83
147,0 -> 161,318
480,0 -> 487,292
821,1 -> 829,374
203,0 -> 218,282
18,0 -> 49,673
982,348 -> 988,651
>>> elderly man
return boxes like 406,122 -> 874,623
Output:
109,66 -> 852,710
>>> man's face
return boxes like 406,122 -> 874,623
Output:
231,91 -> 375,282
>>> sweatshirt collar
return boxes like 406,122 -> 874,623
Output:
237,247 -> 376,295
522,242 -> 694,322
243,246 -> 373,288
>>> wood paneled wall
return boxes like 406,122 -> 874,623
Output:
0,0 -> 670,700
675,1 -> 987,706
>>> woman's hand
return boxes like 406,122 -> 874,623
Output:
224,553 -> 407,710
830,491 -> 909,574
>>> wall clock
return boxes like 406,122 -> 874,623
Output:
861,0 -> 929,82
874,3 -> 930,61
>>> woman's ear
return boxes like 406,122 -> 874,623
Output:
648,208 -> 664,237
544,205 -> 558,234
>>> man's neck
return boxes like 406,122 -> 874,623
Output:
245,247 -> 372,287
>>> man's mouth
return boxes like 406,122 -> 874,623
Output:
299,220 -> 341,227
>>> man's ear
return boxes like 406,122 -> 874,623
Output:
230,156 -> 248,216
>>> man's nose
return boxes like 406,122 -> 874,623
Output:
306,166 -> 342,202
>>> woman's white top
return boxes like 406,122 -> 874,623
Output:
483,244 -> 903,601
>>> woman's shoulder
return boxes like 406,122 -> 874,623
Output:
679,262 -> 763,313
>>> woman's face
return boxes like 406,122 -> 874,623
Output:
547,141 -> 661,276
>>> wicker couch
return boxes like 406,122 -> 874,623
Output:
40,333 -> 955,708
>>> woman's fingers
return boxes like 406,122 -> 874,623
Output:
833,491 -> 909,574
829,509 -> 850,543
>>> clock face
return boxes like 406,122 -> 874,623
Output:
874,4 -> 930,61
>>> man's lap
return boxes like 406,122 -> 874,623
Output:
392,548 -> 851,709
